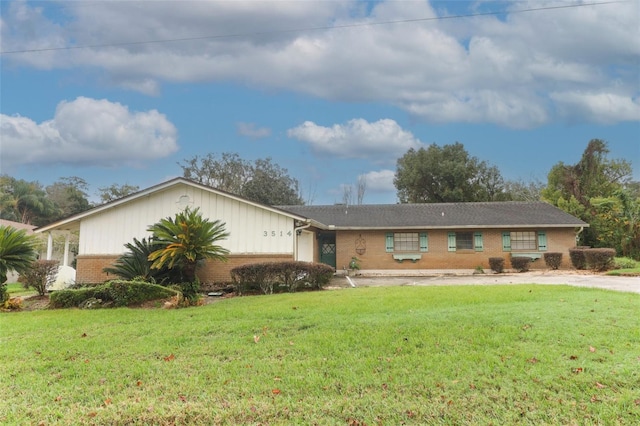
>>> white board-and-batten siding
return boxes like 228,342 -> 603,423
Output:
78,183 -> 296,256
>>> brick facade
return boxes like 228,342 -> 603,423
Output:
76,227 -> 576,284
197,254 -> 294,284
76,255 -> 120,284
76,253 -> 294,284
335,228 -> 577,271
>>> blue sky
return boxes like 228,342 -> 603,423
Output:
1,0 -> 638,205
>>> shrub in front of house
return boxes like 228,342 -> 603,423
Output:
569,247 -> 588,270
510,256 -> 532,272
489,257 -> 505,274
230,263 -> 268,295
584,248 -> 616,272
231,261 -> 334,295
543,252 -> 563,270
613,257 -> 639,269
18,260 -> 59,296
306,263 -> 336,289
50,280 -> 178,309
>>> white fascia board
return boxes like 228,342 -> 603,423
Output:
35,177 -> 309,233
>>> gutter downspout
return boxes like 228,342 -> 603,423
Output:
293,220 -> 312,261
576,226 -> 584,246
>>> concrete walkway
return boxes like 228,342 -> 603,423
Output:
333,269 -> 640,294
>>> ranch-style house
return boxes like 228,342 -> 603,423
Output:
35,178 -> 588,284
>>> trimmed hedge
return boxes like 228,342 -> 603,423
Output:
489,257 -> 505,274
569,247 -> 588,270
584,248 -> 616,272
510,256 -> 532,272
543,252 -> 563,270
50,280 -> 178,309
231,261 -> 334,295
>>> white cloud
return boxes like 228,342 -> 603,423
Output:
236,122 -> 272,139
2,1 -> 638,128
287,119 -> 422,161
359,169 -> 396,193
550,91 -> 640,124
0,97 -> 178,169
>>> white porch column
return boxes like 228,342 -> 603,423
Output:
46,232 -> 53,260
63,233 -> 70,267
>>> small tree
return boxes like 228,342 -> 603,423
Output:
0,225 -> 39,303
148,207 -> 230,283
19,260 -> 59,296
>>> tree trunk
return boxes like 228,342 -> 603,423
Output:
183,261 -> 197,283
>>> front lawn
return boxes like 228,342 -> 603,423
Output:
1,285 -> 638,425
5,282 -> 37,297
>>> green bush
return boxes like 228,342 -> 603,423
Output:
50,280 -> 178,309
231,261 -> 334,295
170,281 -> 202,305
510,256 -> 532,272
613,257 -> 639,269
0,284 -> 8,306
18,260 -> 59,296
543,252 -> 563,270
306,263 -> 335,290
230,263 -> 268,295
489,257 -> 505,274
49,286 -> 109,309
569,247 -> 588,270
584,248 -> 616,272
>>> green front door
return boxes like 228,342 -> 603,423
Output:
319,233 -> 336,269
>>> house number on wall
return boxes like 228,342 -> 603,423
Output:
263,230 -> 293,237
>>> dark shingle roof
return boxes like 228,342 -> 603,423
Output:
279,202 -> 588,229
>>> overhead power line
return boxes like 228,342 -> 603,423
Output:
0,1 -> 625,55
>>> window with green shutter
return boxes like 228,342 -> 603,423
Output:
502,232 -> 511,251
537,231 -> 547,251
385,233 -> 394,252
448,232 -> 457,252
474,232 -> 483,251
419,232 -> 428,252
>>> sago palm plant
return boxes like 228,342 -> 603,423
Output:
0,225 -> 39,302
147,207 -> 230,282
103,238 -> 183,284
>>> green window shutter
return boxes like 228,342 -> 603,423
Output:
502,232 -> 511,252
474,232 -> 483,251
538,231 -> 547,251
386,233 -> 394,252
448,232 -> 456,252
419,232 -> 428,252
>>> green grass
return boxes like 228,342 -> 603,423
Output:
5,282 -> 36,297
2,285 -> 639,425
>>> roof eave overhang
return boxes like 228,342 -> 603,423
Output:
314,223 -> 589,231
35,177 -> 309,233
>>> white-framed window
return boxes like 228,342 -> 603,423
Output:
386,232 -> 428,252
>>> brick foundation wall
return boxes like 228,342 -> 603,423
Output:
336,229 -> 577,271
76,253 -> 294,285
197,254 -> 294,284
76,255 -> 120,284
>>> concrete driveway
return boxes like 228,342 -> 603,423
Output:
333,270 -> 640,294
